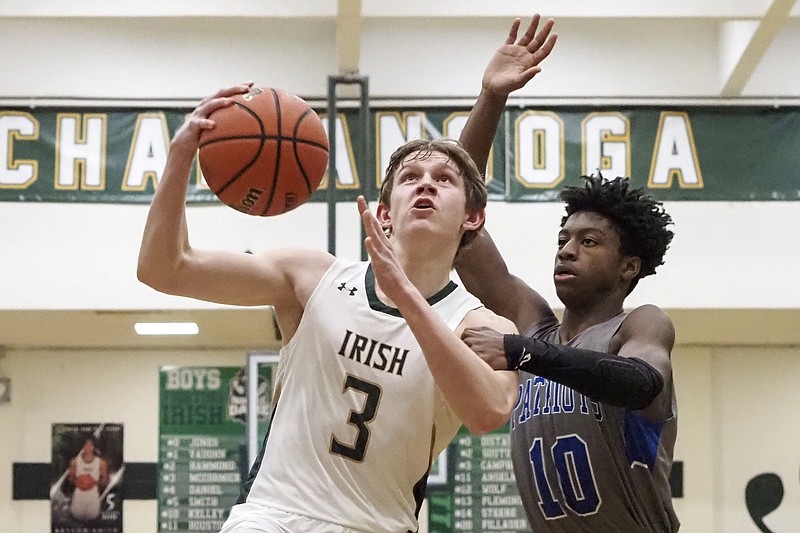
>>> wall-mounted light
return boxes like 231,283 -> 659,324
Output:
134,322 -> 199,336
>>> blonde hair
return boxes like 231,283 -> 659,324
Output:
379,139 -> 487,248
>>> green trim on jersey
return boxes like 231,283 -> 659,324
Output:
365,264 -> 458,317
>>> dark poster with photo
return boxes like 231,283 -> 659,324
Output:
51,423 -> 124,533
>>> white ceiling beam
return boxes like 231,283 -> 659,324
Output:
719,0 -> 796,96
2,0 -> 782,18
362,0 -> 774,18
0,0 -> 336,17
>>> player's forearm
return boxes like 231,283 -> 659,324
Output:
137,146 -> 195,290
459,87 -> 508,176
504,335 -> 664,410
454,230 -> 516,317
393,289 -> 515,434
455,87 -> 511,306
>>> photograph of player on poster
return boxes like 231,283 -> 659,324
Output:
51,423 -> 124,533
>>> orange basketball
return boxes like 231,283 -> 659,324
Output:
76,474 -> 96,491
198,87 -> 329,216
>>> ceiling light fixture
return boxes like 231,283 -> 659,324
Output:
134,322 -> 199,336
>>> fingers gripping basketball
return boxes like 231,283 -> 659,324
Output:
198,87 -> 329,216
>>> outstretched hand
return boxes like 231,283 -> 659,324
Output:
461,326 -> 510,371
356,196 -> 411,303
171,82 -> 255,153
482,14 -> 557,96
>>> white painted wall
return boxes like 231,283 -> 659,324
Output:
2,7 -> 800,100
1,200 -> 797,310
0,202 -> 364,310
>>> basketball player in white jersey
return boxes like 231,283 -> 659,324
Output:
68,435 -> 108,522
137,27 -> 559,529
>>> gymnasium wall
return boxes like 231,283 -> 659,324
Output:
4,344 -> 800,533
0,349 -> 249,533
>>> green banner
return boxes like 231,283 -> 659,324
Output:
157,365 -> 272,533
1,105 -> 798,203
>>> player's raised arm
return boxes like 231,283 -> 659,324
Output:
136,83 -> 332,311
459,14 -> 557,174
456,228 -> 555,333
455,15 -> 557,332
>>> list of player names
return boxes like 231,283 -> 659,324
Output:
158,435 -> 242,533
450,432 -> 529,532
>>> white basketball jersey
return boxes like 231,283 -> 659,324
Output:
71,454 -> 102,521
75,454 -> 101,480
239,259 -> 482,532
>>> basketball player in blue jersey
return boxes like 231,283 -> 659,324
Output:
454,14 -> 680,532
137,25 -> 559,528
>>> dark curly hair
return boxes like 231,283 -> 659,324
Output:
560,174 -> 673,288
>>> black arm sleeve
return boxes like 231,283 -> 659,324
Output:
503,334 -> 664,410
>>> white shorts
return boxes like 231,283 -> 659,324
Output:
70,487 -> 102,522
219,503 -> 372,533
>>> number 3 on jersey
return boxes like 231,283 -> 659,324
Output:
330,374 -> 382,462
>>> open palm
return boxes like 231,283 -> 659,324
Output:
482,15 -> 558,95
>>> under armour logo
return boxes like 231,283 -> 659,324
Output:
337,282 -> 358,296
518,348 -> 532,368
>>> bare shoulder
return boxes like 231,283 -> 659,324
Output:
263,247 -> 335,274
626,305 -> 674,334
615,304 -> 675,352
249,248 -> 335,343
458,306 -> 518,335
256,247 -> 335,305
